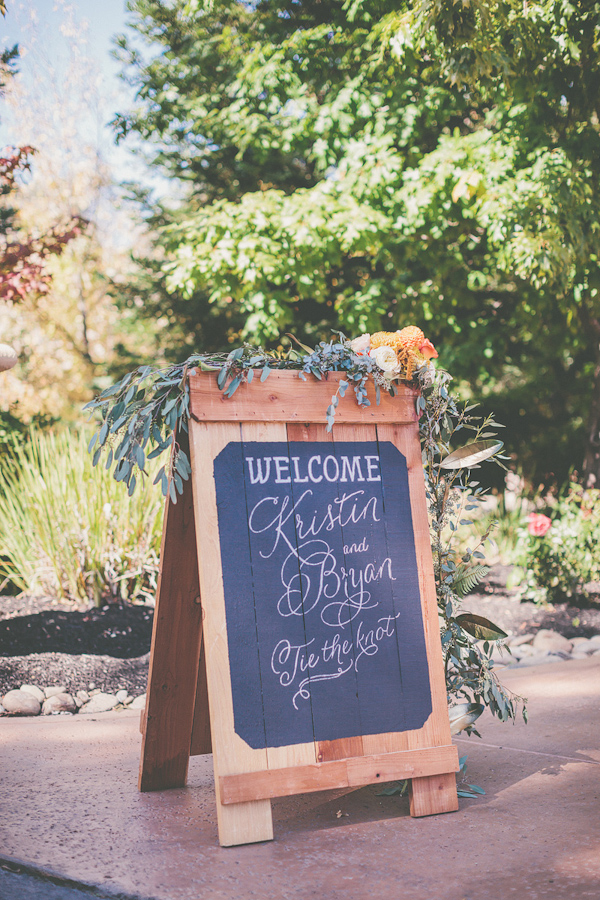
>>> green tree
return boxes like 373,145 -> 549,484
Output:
114,0 -> 600,487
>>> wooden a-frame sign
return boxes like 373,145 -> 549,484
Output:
139,371 -> 459,846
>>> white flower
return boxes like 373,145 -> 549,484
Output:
350,333 -> 371,354
369,345 -> 399,374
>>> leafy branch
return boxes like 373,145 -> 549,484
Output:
418,365 -> 527,727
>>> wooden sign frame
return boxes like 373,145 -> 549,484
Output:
139,371 -> 459,846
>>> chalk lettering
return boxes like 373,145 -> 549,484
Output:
246,456 -> 272,484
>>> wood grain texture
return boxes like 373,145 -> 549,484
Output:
220,745 -> 459,804
189,370 -> 417,424
376,422 -> 452,753
189,420 -> 273,846
314,422 -> 365,763
190,632 -> 212,756
138,430 -> 204,792
409,772 -> 460,817
241,421 -> 317,772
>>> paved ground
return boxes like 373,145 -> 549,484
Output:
1,658 -> 599,900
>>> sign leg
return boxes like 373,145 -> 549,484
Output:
139,430 -> 204,792
190,632 -> 212,756
409,772 -> 459,817
214,797 -> 274,847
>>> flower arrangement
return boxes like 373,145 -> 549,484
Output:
352,325 -> 438,382
85,326 -> 525,730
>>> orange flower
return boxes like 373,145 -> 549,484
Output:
419,338 -> 438,360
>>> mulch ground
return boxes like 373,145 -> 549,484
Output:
0,596 -> 153,696
1,566 -> 599,696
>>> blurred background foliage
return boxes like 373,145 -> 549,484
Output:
1,0 -> 600,503
108,0 -> 600,490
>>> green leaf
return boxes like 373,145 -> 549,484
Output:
440,441 -> 504,469
449,702 -> 484,735
224,374 -> 242,397
376,780 -> 408,796
217,366 -> 229,389
455,614 -> 508,641
260,366 -> 270,382
452,564 -> 490,597
466,783 -> 486,795
128,474 -> 137,497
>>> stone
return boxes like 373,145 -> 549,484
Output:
130,694 -> 147,710
79,692 -> 119,714
115,689 -> 129,704
512,653 -> 558,668
76,690 -> 90,703
20,684 -> 45,702
511,644 -> 535,659
571,637 -> 591,647
89,689 -> 101,697
44,685 -> 67,699
41,693 -> 77,715
586,634 -> 600,650
507,633 -> 535,648
88,682 -> 96,690
571,649 -> 593,660
2,690 -> 41,716
532,629 -> 573,654
592,648 -> 600,656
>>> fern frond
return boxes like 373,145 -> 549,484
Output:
452,564 -> 490,597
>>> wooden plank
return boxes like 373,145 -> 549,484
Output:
377,421 -> 458,817
188,420 -> 273,846
139,430 -> 204,792
377,422 -> 452,752
409,772 -> 459,817
190,632 -> 212,756
220,745 -> 459,804
241,421 -> 317,772
189,371 -> 417,424
314,422 -> 366,763
286,422 -> 364,764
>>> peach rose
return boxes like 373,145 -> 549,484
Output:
419,338 -> 438,360
527,513 -> 552,537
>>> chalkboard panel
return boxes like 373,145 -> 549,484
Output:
214,441 -> 432,749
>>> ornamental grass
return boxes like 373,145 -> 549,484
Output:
0,428 -> 163,606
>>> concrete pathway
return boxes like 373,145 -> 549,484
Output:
1,658 -> 599,900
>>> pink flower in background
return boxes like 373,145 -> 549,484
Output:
528,513 -> 552,536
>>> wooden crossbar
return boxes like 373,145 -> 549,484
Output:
219,745 -> 459,805
188,371 -> 417,423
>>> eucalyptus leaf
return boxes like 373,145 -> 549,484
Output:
440,441 -> 504,469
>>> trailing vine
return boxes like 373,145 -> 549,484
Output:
85,332 -> 526,728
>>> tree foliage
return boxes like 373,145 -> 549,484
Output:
0,11 -> 159,426
115,0 -> 600,486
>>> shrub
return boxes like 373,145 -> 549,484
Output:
0,428 -> 163,605
516,484 -> 600,605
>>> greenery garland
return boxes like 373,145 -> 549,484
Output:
85,332 -> 526,729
